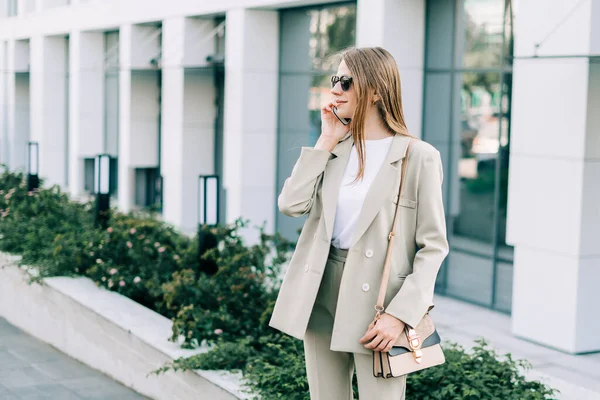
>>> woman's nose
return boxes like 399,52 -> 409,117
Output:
330,83 -> 342,96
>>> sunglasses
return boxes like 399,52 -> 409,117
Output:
330,75 -> 353,91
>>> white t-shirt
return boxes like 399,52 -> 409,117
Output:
331,136 -> 394,249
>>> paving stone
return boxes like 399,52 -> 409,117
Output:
31,358 -> 99,381
9,384 -> 83,399
0,319 -> 22,338
0,320 -> 147,399
60,376 -> 147,400
0,350 -> 30,371
0,367 -> 54,389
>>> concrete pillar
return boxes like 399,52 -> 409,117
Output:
68,31 -> 104,197
118,23 -> 161,212
1,40 -> 30,172
30,35 -> 68,188
356,0 -> 425,138
223,9 -> 278,240
0,41 -> 7,166
117,24 -> 135,212
507,0 -> 600,353
161,17 -> 216,235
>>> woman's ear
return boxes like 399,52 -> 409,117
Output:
372,92 -> 381,104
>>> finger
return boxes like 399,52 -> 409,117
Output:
364,335 -> 384,350
383,339 -> 395,353
359,328 -> 377,344
375,338 -> 392,352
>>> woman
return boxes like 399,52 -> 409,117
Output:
269,47 -> 449,399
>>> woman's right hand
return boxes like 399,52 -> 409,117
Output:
316,101 -> 351,152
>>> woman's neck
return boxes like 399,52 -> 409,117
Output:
363,107 -> 394,140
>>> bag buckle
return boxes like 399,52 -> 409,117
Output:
407,328 -> 422,364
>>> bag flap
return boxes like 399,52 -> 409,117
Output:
391,314 -> 436,350
388,330 -> 441,357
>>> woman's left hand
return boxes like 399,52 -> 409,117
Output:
359,314 -> 405,352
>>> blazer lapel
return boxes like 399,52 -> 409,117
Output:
322,135 -> 353,238
349,134 -> 411,248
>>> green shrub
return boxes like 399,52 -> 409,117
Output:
406,339 -> 557,400
0,167 -> 194,316
162,222 -> 293,347
165,336 -> 557,400
0,167 -> 557,400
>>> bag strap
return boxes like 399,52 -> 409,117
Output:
374,139 -> 413,318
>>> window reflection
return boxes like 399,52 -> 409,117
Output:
504,0 -> 515,65
277,4 -> 356,240
308,7 -> 356,71
454,72 -> 501,245
456,0 -> 505,68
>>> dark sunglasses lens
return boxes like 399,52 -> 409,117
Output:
340,78 -> 351,91
331,76 -> 338,88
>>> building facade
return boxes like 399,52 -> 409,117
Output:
1,0 -> 599,355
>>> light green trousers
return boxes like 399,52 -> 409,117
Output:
304,246 -> 407,400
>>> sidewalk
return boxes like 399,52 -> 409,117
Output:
0,317 -> 148,400
432,295 -> 600,400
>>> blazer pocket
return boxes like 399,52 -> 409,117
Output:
393,195 -> 417,209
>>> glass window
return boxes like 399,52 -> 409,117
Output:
455,0 -> 505,68
277,3 -> 356,240
425,0 -> 455,69
424,0 -> 514,311
452,71 -> 500,248
7,0 -> 18,17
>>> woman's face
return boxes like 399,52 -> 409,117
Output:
330,60 -> 357,119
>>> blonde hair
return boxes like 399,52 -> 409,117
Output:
340,47 -> 412,181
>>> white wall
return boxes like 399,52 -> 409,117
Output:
129,71 -> 159,167
0,0 -> 342,39
68,30 -> 104,197
223,8 -> 278,241
30,35 -> 68,187
161,16 -> 217,234
13,72 -> 29,171
507,0 -> 600,353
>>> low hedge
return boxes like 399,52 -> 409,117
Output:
0,166 -> 558,399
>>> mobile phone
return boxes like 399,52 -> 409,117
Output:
332,106 -> 351,126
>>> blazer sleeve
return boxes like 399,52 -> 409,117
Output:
278,147 -> 331,217
384,150 -> 449,329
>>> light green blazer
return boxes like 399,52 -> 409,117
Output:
269,133 -> 449,355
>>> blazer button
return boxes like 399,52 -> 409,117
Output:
304,264 -> 309,273
362,283 -> 370,292
365,249 -> 373,258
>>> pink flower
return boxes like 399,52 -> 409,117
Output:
107,227 -> 113,233
133,276 -> 141,284
96,259 -> 103,264
89,251 -> 95,257
173,255 -> 180,261
109,268 -> 117,275
126,241 -> 133,249
129,228 -> 136,234
158,247 -> 166,253
154,242 -> 160,248
119,280 -> 125,287
214,329 -> 223,335
108,280 -> 114,288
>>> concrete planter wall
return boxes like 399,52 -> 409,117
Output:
0,252 -> 249,400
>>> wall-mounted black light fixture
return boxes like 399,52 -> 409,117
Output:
95,154 -> 111,228
27,141 -> 39,191
197,175 -> 220,275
